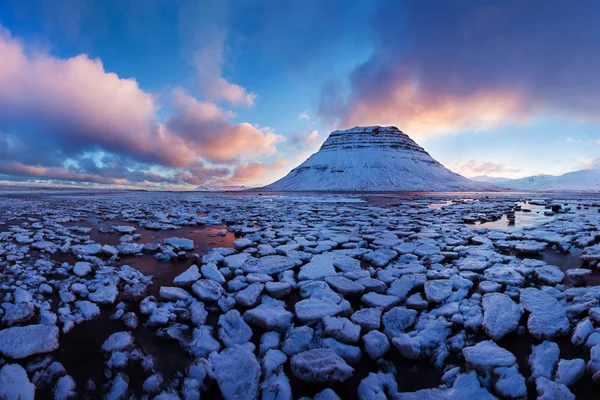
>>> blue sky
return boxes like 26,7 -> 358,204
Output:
1,0 -> 600,188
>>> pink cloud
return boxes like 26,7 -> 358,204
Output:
321,66 -> 531,138
447,160 -> 532,179
225,159 -> 289,186
0,27 -> 281,187
165,89 -> 282,164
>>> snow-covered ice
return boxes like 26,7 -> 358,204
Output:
0,324 -> 59,359
2,189 -> 600,398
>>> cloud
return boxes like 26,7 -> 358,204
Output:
180,0 -> 256,107
226,159 -> 288,185
165,89 -> 282,164
298,111 -> 310,120
227,161 -> 267,184
0,27 -> 279,187
319,1 -> 600,137
577,158 -> 600,171
288,130 -> 322,150
566,137 -> 600,145
448,160 -> 530,179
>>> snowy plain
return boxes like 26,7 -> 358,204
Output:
1,190 -> 600,399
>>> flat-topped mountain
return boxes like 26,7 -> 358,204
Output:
262,126 -> 499,192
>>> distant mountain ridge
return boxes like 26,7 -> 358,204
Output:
262,126 -> 500,192
194,185 -> 247,192
472,169 -> 600,191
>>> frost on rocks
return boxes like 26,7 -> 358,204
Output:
102,331 -> 134,352
159,286 -> 190,301
290,348 -> 354,384
0,324 -> 59,359
424,279 -> 453,303
89,282 -> 119,304
192,279 -> 224,301
295,298 -> 342,322
54,375 -> 77,400
555,358 -> 585,387
462,341 -> 516,372
357,372 -> 399,400
241,255 -> 301,275
243,301 -> 294,331
298,254 -> 336,280
382,307 -> 417,339
536,377 -> 575,400
218,310 -> 253,347
493,366 -> 526,399
351,307 -> 382,331
571,318 -> 594,346
210,344 -> 260,400
395,371 -> 495,399
73,261 -> 92,277
234,282 -> 264,307
529,341 -> 559,380
361,293 -> 401,310
0,363 -> 35,400
323,316 -> 361,344
520,288 -> 569,339
533,264 -> 564,285
282,326 -> 314,356
164,237 -> 194,250
481,293 -> 523,340
173,265 -> 201,286
362,330 -> 390,360
325,275 -> 365,296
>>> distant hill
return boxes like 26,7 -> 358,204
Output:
194,185 -> 247,192
472,169 -> 600,191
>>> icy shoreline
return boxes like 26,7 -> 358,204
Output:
1,191 -> 600,399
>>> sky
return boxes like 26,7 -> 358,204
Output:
1,0 -> 600,189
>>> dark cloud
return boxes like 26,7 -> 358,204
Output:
320,0 -> 600,135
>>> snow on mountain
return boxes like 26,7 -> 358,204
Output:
194,185 -> 247,192
473,170 -> 600,191
262,126 -> 500,192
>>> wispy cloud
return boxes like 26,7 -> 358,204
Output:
181,0 -> 256,107
448,160 -> 535,179
298,111 -> 310,120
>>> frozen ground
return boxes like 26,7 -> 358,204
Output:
1,190 -> 600,399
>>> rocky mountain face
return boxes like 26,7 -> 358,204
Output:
262,126 -> 500,192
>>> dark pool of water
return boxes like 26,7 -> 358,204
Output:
42,224 -> 234,397
499,330 -> 598,399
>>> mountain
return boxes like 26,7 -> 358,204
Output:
262,126 -> 500,192
473,169 -> 600,191
194,185 -> 247,192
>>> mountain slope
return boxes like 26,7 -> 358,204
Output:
473,170 -> 600,191
262,126 -> 499,192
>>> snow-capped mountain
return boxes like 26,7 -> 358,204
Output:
262,126 -> 500,192
194,185 -> 247,192
473,169 -> 600,191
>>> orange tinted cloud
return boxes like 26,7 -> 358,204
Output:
0,27 -> 281,187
